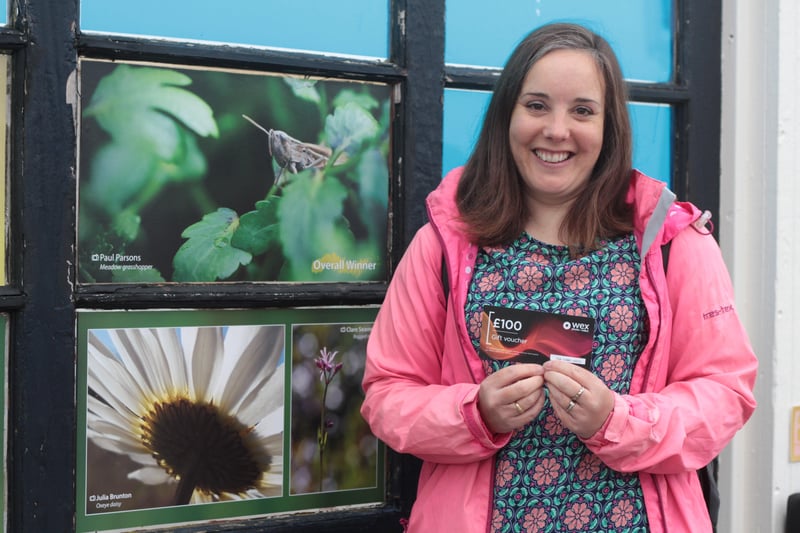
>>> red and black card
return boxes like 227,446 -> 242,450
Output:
478,306 -> 594,368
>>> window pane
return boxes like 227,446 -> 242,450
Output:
442,88 -> 490,174
442,91 -> 672,187
80,0 -> 390,59
629,102 -> 672,186
446,0 -> 673,82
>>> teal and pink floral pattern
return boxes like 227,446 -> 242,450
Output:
467,232 -> 650,532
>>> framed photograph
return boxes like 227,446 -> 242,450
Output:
290,320 -> 376,495
76,307 -> 382,532
77,59 -> 392,284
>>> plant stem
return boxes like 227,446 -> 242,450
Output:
318,382 -> 329,493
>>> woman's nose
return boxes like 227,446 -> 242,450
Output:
543,112 -> 570,141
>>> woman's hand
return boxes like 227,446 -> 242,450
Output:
543,359 -> 615,439
478,364 -> 546,434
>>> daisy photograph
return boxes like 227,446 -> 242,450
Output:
82,322 -> 285,514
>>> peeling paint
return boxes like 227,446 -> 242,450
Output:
65,67 -> 77,134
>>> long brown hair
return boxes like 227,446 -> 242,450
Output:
456,23 -> 633,251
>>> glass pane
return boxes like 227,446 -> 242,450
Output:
442,88 -> 490,174
630,102 -> 672,186
442,91 -> 672,187
446,0 -> 673,82
80,0 -> 389,59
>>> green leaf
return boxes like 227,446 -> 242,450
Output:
87,142 -> 157,211
84,64 -> 219,160
85,102 -> 209,223
324,103 -> 379,156
112,210 -> 141,242
333,89 -> 379,112
231,197 -> 281,255
151,128 -> 208,184
278,173 -> 355,279
284,78 -> 321,104
173,208 -> 252,281
355,148 -> 389,206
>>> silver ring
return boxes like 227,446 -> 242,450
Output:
514,401 -> 524,414
566,400 -> 576,413
571,387 -> 585,403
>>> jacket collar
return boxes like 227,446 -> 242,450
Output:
428,167 -> 702,262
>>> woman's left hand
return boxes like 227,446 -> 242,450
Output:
543,359 -> 615,439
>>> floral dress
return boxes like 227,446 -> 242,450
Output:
466,232 -> 650,533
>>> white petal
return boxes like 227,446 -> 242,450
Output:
87,432 -> 152,464
153,327 -> 190,394
109,329 -> 171,396
184,326 -> 224,402
127,465 -> 174,486
87,391 -> 138,431
261,469 -> 283,488
255,409 -> 284,440
256,424 -> 284,458
86,416 -> 137,447
235,362 -> 284,426
217,325 -> 284,412
88,335 -> 149,416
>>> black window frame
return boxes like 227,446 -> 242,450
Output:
2,0 -> 720,531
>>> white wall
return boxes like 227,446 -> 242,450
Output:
720,0 -> 800,531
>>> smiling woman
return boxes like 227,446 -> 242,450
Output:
85,325 -> 285,508
361,22 -> 756,533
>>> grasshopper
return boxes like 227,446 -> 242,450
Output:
242,114 -> 342,187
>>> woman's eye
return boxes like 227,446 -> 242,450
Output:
575,106 -> 594,116
526,101 -> 545,111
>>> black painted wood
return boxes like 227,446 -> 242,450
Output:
677,0 -> 722,233
10,0 -> 79,531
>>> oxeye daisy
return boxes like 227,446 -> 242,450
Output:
86,325 -> 285,508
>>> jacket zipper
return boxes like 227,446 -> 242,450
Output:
642,248 -> 670,533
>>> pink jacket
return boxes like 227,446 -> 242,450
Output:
361,167 -> 757,533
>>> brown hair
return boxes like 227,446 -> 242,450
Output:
456,23 -> 633,252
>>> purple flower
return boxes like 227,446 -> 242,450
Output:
315,347 -> 343,384
314,346 -> 344,491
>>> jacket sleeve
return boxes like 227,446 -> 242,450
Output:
583,224 -> 758,473
360,225 -> 508,464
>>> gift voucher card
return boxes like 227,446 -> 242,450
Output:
478,306 -> 594,368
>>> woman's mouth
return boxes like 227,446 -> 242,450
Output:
534,149 -> 571,163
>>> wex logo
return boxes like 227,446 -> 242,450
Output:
562,320 -> 590,333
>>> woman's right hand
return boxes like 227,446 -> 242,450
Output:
478,364 -> 546,434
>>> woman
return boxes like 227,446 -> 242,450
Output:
361,23 -> 757,532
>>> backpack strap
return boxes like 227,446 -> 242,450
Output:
440,254 -> 449,301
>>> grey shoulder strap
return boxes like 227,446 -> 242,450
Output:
640,187 -> 676,261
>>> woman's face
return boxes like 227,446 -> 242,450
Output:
509,48 -> 605,209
